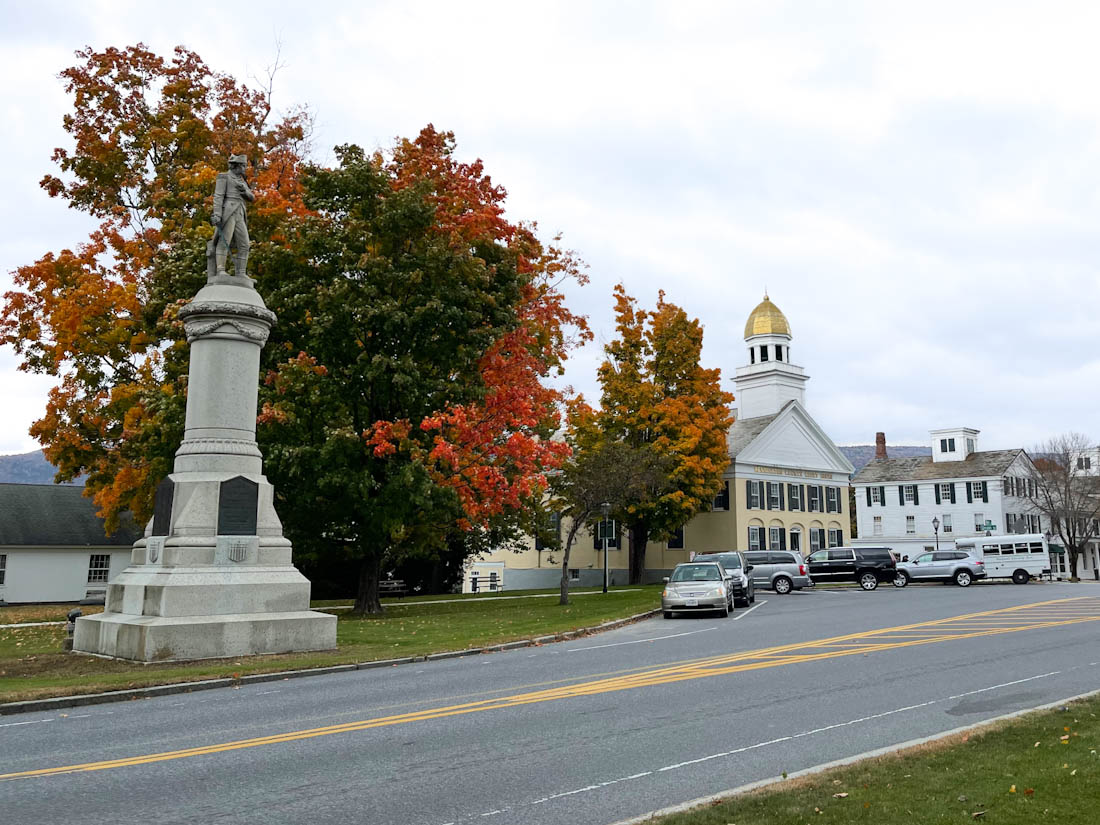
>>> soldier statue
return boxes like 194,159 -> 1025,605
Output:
207,154 -> 255,279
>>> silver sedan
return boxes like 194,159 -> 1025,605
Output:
662,562 -> 733,618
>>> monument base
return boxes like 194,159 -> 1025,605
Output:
74,609 -> 336,662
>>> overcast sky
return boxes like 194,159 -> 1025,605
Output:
3,1 -> 1099,459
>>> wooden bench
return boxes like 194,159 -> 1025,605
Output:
379,579 -> 408,598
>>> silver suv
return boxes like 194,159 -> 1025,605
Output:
691,552 -> 755,607
743,550 -> 814,594
893,550 -> 987,587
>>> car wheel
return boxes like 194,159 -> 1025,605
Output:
955,570 -> 972,587
663,611 -> 673,619
720,599 -> 730,617
893,571 -> 909,588
859,572 -> 879,591
749,585 -> 756,604
774,576 -> 792,594
1012,569 -> 1030,585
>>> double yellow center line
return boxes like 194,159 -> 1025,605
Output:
4,596 -> 1099,781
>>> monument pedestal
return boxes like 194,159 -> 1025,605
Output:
74,276 -> 336,662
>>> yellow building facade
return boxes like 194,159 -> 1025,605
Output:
464,296 -> 853,591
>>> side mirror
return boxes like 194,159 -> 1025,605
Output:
662,577 -> 670,583
745,565 -> 754,572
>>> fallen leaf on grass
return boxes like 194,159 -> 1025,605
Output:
1071,770 -> 1077,776
833,792 -> 848,799
1024,788 -> 1034,797
1009,785 -> 1016,793
1034,741 -> 1041,748
972,812 -> 986,819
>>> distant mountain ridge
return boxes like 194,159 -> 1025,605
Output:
0,450 -> 80,485
839,445 -> 932,474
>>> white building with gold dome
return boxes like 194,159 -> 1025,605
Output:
462,295 -> 854,591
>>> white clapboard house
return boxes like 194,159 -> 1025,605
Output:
0,483 -> 139,604
852,428 -> 1047,561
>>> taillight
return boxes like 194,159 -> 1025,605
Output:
976,560 -> 984,566
799,565 -> 806,575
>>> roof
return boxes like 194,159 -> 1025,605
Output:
0,483 -> 140,546
744,294 -> 791,338
852,449 -> 1023,484
727,411 -> 782,458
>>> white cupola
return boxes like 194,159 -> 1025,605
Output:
734,294 -> 809,419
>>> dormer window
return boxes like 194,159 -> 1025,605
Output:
966,438 -> 975,453
940,438 -> 956,453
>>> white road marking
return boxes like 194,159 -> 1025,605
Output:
0,719 -> 53,729
255,690 -> 280,696
567,626 -> 716,652
731,600 -> 767,620
435,666 -> 1076,825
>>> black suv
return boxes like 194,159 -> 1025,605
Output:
805,546 -> 897,591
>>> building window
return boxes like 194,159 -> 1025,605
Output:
974,512 -> 984,531
789,528 -> 802,554
966,438 -> 975,453
88,554 -> 111,583
748,480 -> 762,509
769,483 -> 781,510
712,481 -> 730,511
869,486 -> 880,505
906,515 -> 915,534
788,484 -> 802,511
810,529 -> 822,552
942,514 -> 953,533
1078,457 -> 1092,470
0,553 -> 5,585
1028,514 -> 1041,532
667,527 -> 684,549
569,568 -> 580,582
749,526 -> 763,551
769,527 -> 783,550
903,485 -> 915,503
828,528 -> 842,547
939,483 -> 952,501
592,520 -> 620,550
760,345 -> 769,362
750,348 -> 755,365
873,516 -> 883,536
972,481 -> 985,500
774,345 -> 783,362
825,487 -> 838,513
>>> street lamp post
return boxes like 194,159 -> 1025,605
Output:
932,517 -> 940,553
600,502 -> 611,594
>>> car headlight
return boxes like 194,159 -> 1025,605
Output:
662,589 -> 671,598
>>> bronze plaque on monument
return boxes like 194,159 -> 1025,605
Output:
151,478 -> 175,537
217,476 -> 259,536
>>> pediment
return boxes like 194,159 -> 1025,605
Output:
735,402 -> 853,476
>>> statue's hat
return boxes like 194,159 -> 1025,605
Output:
228,153 -> 248,165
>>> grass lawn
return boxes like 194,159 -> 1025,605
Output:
653,693 -> 1100,825
0,586 -> 660,704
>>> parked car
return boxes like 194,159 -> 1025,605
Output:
691,551 -> 756,606
805,546 -> 896,590
662,561 -> 735,618
743,550 -> 813,594
893,550 -> 986,587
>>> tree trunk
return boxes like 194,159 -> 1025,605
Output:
628,522 -> 649,585
1069,547 -> 1080,580
559,520 -> 584,605
353,554 -> 383,615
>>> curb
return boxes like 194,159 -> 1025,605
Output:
606,686 -> 1100,825
0,608 -> 661,716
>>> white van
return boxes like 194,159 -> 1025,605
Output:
954,533 -> 1050,584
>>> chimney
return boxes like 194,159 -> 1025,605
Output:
875,432 -> 888,460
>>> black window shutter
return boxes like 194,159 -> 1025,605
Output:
778,483 -> 785,510
934,484 -> 941,504
898,485 -> 905,505
966,482 -> 973,503
982,483 -> 988,504
779,529 -> 787,551
764,482 -> 772,510
801,484 -> 807,511
949,484 -> 957,504
878,486 -> 886,506
913,485 -> 919,505
746,479 -> 753,508
865,486 -> 872,507
593,527 -> 600,551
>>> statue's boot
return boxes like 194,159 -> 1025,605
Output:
234,249 -> 249,279
215,245 -> 230,278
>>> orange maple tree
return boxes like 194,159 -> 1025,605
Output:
570,285 -> 734,583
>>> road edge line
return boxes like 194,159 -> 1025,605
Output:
605,686 -> 1100,825
0,609 -> 662,716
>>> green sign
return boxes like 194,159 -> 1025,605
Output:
598,519 -> 616,541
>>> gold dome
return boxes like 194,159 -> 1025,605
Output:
744,294 -> 791,338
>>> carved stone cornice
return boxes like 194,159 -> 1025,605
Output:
179,300 -> 277,326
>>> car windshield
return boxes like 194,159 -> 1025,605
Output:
671,564 -> 722,582
699,553 -> 740,569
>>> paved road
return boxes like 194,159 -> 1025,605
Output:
4,582 -> 1100,825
